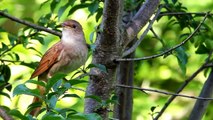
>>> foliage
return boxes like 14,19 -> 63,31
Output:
0,0 -> 213,120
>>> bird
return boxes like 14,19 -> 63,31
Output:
29,19 -> 88,116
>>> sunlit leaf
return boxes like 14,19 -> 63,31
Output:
46,73 -> 66,92
9,109 -> 28,120
69,113 -> 102,120
68,79 -> 88,86
62,94 -> 80,99
13,84 -> 40,97
85,95 -> 102,103
86,64 -> 107,73
42,112 -> 65,120
0,91 -> 10,99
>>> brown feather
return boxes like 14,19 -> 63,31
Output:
30,42 -> 63,79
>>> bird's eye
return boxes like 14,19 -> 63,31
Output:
71,24 -> 76,29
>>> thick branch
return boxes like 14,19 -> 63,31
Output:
0,11 -> 61,37
189,69 -> 213,120
123,6 -> 162,57
84,0 -> 123,118
125,0 -> 160,45
0,107 -> 13,120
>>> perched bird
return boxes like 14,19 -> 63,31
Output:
30,20 -> 88,116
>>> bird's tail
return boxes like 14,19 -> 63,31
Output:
30,75 -> 47,116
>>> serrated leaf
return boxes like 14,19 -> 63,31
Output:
46,73 -> 67,92
13,84 -> 40,97
62,94 -> 80,99
85,95 -> 102,103
86,64 -> 107,73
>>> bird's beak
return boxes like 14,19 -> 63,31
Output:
61,21 -> 68,27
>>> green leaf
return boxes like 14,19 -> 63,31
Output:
46,73 -> 67,93
0,91 -> 11,99
25,102 -> 42,115
50,0 -> 60,12
42,112 -> 65,120
52,79 -> 62,92
48,95 -> 57,109
8,34 -> 17,46
13,84 -> 40,97
62,94 -> 81,99
195,44 -> 210,54
1,42 -> 8,51
86,64 -> 107,73
88,1 -> 99,18
9,109 -> 28,120
58,4 -> 70,21
95,8 -> 103,22
68,3 -> 90,15
0,65 -> 11,82
68,79 -> 88,86
89,31 -> 95,43
26,80 -> 46,87
175,47 -> 188,74
85,95 -> 102,103
69,113 -> 102,120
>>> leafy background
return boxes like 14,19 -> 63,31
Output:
0,0 -> 213,120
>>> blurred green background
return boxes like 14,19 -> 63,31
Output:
0,0 -> 213,120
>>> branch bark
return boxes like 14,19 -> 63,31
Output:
0,107 -> 13,120
84,0 -> 123,119
0,11 -> 61,37
124,0 -> 160,47
189,69 -> 213,120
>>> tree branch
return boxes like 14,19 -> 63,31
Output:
154,63 -> 213,119
116,12 -> 209,62
125,0 -> 160,46
159,12 -> 213,17
122,6 -> 162,57
116,84 -> 213,100
0,11 -> 61,37
0,107 -> 13,120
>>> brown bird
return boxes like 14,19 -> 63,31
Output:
29,20 -> 88,116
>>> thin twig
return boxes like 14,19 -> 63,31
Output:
159,12 -> 213,17
116,12 -> 209,62
154,62 -> 213,119
116,84 -> 213,100
0,11 -> 61,37
123,6 -> 162,57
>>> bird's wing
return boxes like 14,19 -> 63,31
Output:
30,42 -> 63,79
